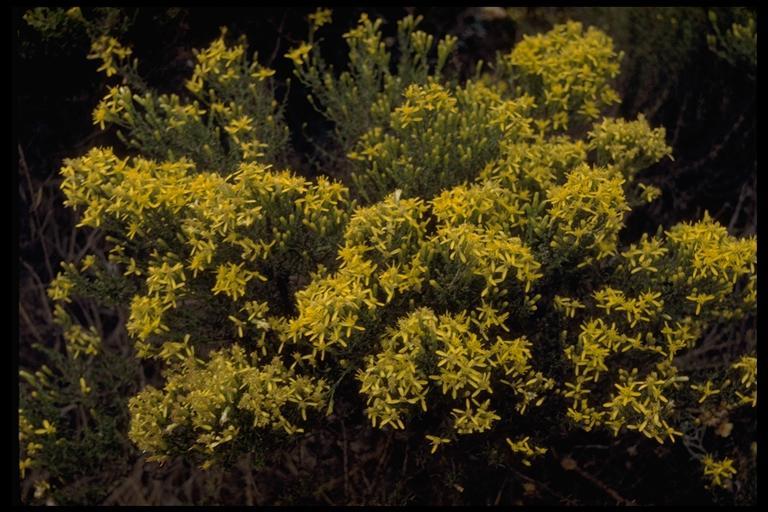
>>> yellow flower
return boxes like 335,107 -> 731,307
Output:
506,436 -> 547,466
19,458 -> 33,479
66,7 -> 83,19
92,102 -> 109,129
251,67 -> 276,81
48,273 -> 75,303
80,254 -> 96,271
309,8 -> 332,28
425,434 -> 452,454
691,380 -> 721,404
87,36 -> 133,77
34,419 -> 56,436
686,292 -> 716,315
225,115 -> 254,136
212,262 -> 251,301
702,455 -> 737,488
285,42 -> 313,66
80,377 -> 92,395
34,480 -> 51,499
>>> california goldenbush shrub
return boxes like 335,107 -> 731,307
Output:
20,9 -> 756,504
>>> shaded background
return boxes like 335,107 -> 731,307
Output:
15,6 -> 756,505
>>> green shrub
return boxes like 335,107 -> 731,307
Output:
20,9 -> 756,504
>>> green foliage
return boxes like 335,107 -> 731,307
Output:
90,30 -> 290,170
20,9 -> 756,504
19,343 -> 140,505
20,6 -> 139,62
707,8 -> 756,78
347,81 -> 535,202
289,12 -> 459,154
23,7 -> 87,43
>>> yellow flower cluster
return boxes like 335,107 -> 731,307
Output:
391,82 -> 458,128
556,207 -> 755,483
285,42 -> 313,67
87,35 -> 132,77
59,147 -> 350,360
564,320 -> 688,443
128,345 -> 328,468
19,410 -> 41,479
589,115 -> 672,181
185,25 -> 284,166
593,287 -> 664,328
601,365 -> 685,443
212,262 -> 266,301
47,272 -> 75,303
481,136 -> 586,194
358,309 -> 436,429
308,8 -> 332,29
702,454 -> 737,488
288,175 -> 549,443
187,27 -> 247,92
358,307 -> 552,436
287,248 -> 378,361
667,213 -> 755,284
547,164 -> 631,263
431,180 -> 527,235
430,223 -> 542,299
505,436 -> 548,466
288,192 -> 432,360
664,213 -> 756,321
620,234 -> 669,275
504,21 -> 622,131
60,147 -> 192,230
343,193 -> 430,269
731,356 -> 757,407
553,295 -> 586,318
54,303 -> 102,358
